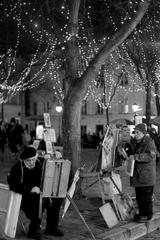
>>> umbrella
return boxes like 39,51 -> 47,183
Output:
111,118 -> 134,127
150,116 -> 160,126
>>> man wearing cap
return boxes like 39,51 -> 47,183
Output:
7,146 -> 64,239
126,123 -> 156,223
7,146 -> 42,239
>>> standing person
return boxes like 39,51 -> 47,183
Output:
0,120 -> 7,161
126,123 -> 156,223
7,117 -> 25,158
29,130 -> 36,145
7,146 -> 64,239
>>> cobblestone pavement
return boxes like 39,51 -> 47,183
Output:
139,229 -> 160,240
1,146 -> 160,239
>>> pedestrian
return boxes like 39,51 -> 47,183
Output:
29,130 -> 36,145
7,146 -> 64,239
126,123 -> 156,223
0,120 -> 7,161
7,117 -> 25,158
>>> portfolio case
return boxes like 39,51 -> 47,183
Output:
41,159 -> 71,198
0,183 -> 22,238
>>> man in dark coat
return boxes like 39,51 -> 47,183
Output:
7,146 -> 64,239
7,117 -> 25,157
7,146 -> 42,239
126,123 -> 156,223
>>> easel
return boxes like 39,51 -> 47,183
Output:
37,113 -> 97,240
78,126 -> 119,204
77,125 -> 135,223
36,113 -> 71,216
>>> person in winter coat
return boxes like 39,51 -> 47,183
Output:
7,146 -> 64,239
126,123 -> 156,223
7,117 -> 26,158
7,146 -> 42,239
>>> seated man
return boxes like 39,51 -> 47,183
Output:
7,146 -> 64,239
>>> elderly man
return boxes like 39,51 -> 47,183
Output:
7,146 -> 64,239
126,123 -> 156,223
7,146 -> 42,239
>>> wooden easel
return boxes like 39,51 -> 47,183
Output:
76,126 -> 134,222
38,113 -> 71,217
37,113 -> 97,240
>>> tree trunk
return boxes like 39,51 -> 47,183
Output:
154,82 -> 160,115
145,76 -> 152,124
62,94 -> 81,175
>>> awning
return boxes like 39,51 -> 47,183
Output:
26,115 -> 43,121
111,118 -> 134,126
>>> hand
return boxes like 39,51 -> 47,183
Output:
31,186 -> 40,194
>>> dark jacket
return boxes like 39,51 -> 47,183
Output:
127,135 -> 156,187
7,159 -> 43,195
7,123 -> 24,145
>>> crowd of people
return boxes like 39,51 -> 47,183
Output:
2,118 -> 160,238
81,131 -> 104,148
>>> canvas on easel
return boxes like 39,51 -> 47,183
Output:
44,128 -> 56,143
36,125 -> 44,139
43,113 -> 51,127
101,126 -> 119,170
33,140 -> 40,150
45,141 -> 53,154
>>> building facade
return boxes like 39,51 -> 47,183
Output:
0,75 -> 157,141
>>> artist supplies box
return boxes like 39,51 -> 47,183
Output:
42,160 -> 71,198
0,183 -> 22,238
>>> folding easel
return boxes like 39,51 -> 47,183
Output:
76,126 -> 134,222
38,113 -> 97,240
77,126 -> 119,205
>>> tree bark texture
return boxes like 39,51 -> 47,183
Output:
145,75 -> 152,124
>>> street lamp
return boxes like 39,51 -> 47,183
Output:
132,103 -> 139,113
55,105 -> 62,145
